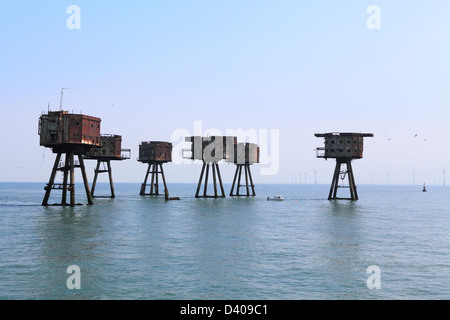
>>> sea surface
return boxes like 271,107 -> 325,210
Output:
0,182 -> 448,300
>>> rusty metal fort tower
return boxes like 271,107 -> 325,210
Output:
83,134 -> 131,198
184,136 -> 237,198
315,132 -> 373,200
138,141 -> 173,197
227,142 -> 260,197
39,110 -> 101,206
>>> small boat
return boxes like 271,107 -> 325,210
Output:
267,195 -> 284,201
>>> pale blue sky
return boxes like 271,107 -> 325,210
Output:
1,1 -> 450,185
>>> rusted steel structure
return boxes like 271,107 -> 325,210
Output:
227,142 -> 260,197
83,134 -> 131,198
315,132 -> 373,200
138,141 -> 172,197
38,110 -> 101,206
184,136 -> 237,198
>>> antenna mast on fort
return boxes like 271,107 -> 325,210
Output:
59,87 -> 69,110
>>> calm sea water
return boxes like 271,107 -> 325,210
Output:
0,182 -> 448,300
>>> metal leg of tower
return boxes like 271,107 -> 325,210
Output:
91,160 -> 101,197
347,161 -> 358,200
69,153 -> 75,206
215,163 -> 225,198
212,162 -> 218,197
149,164 -> 156,195
140,164 -> 151,195
159,164 -> 169,199
244,165 -> 250,196
195,162 -> 225,198
61,154 -> 70,205
203,164 -> 210,197
195,162 -> 206,198
329,161 -> 341,200
78,154 -> 93,205
155,163 -> 160,195
42,153 -> 62,206
236,165 -> 243,196
230,165 -> 239,196
247,165 -> 256,196
107,160 -> 115,198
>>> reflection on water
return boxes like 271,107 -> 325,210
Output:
319,201 -> 367,298
36,206 -> 107,299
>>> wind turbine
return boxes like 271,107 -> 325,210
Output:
443,167 -> 446,186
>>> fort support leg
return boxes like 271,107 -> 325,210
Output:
107,160 -> 115,198
203,164 -> 210,197
78,154 -> 93,205
195,162 -> 206,198
328,159 -> 358,201
244,165 -> 250,196
140,163 -> 166,197
69,153 -> 75,206
154,163 -> 159,195
236,165 -> 243,196
159,164 -> 168,199
230,165 -> 239,196
140,164 -> 151,195
61,154 -> 70,205
347,161 -> 358,200
247,165 -> 256,196
91,160 -> 101,197
230,164 -> 255,197
195,162 -> 225,198
42,153 -> 93,206
212,163 -> 218,197
329,160 -> 341,200
215,163 -> 225,198
42,153 -> 62,206
345,163 -> 355,200
149,164 -> 156,195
